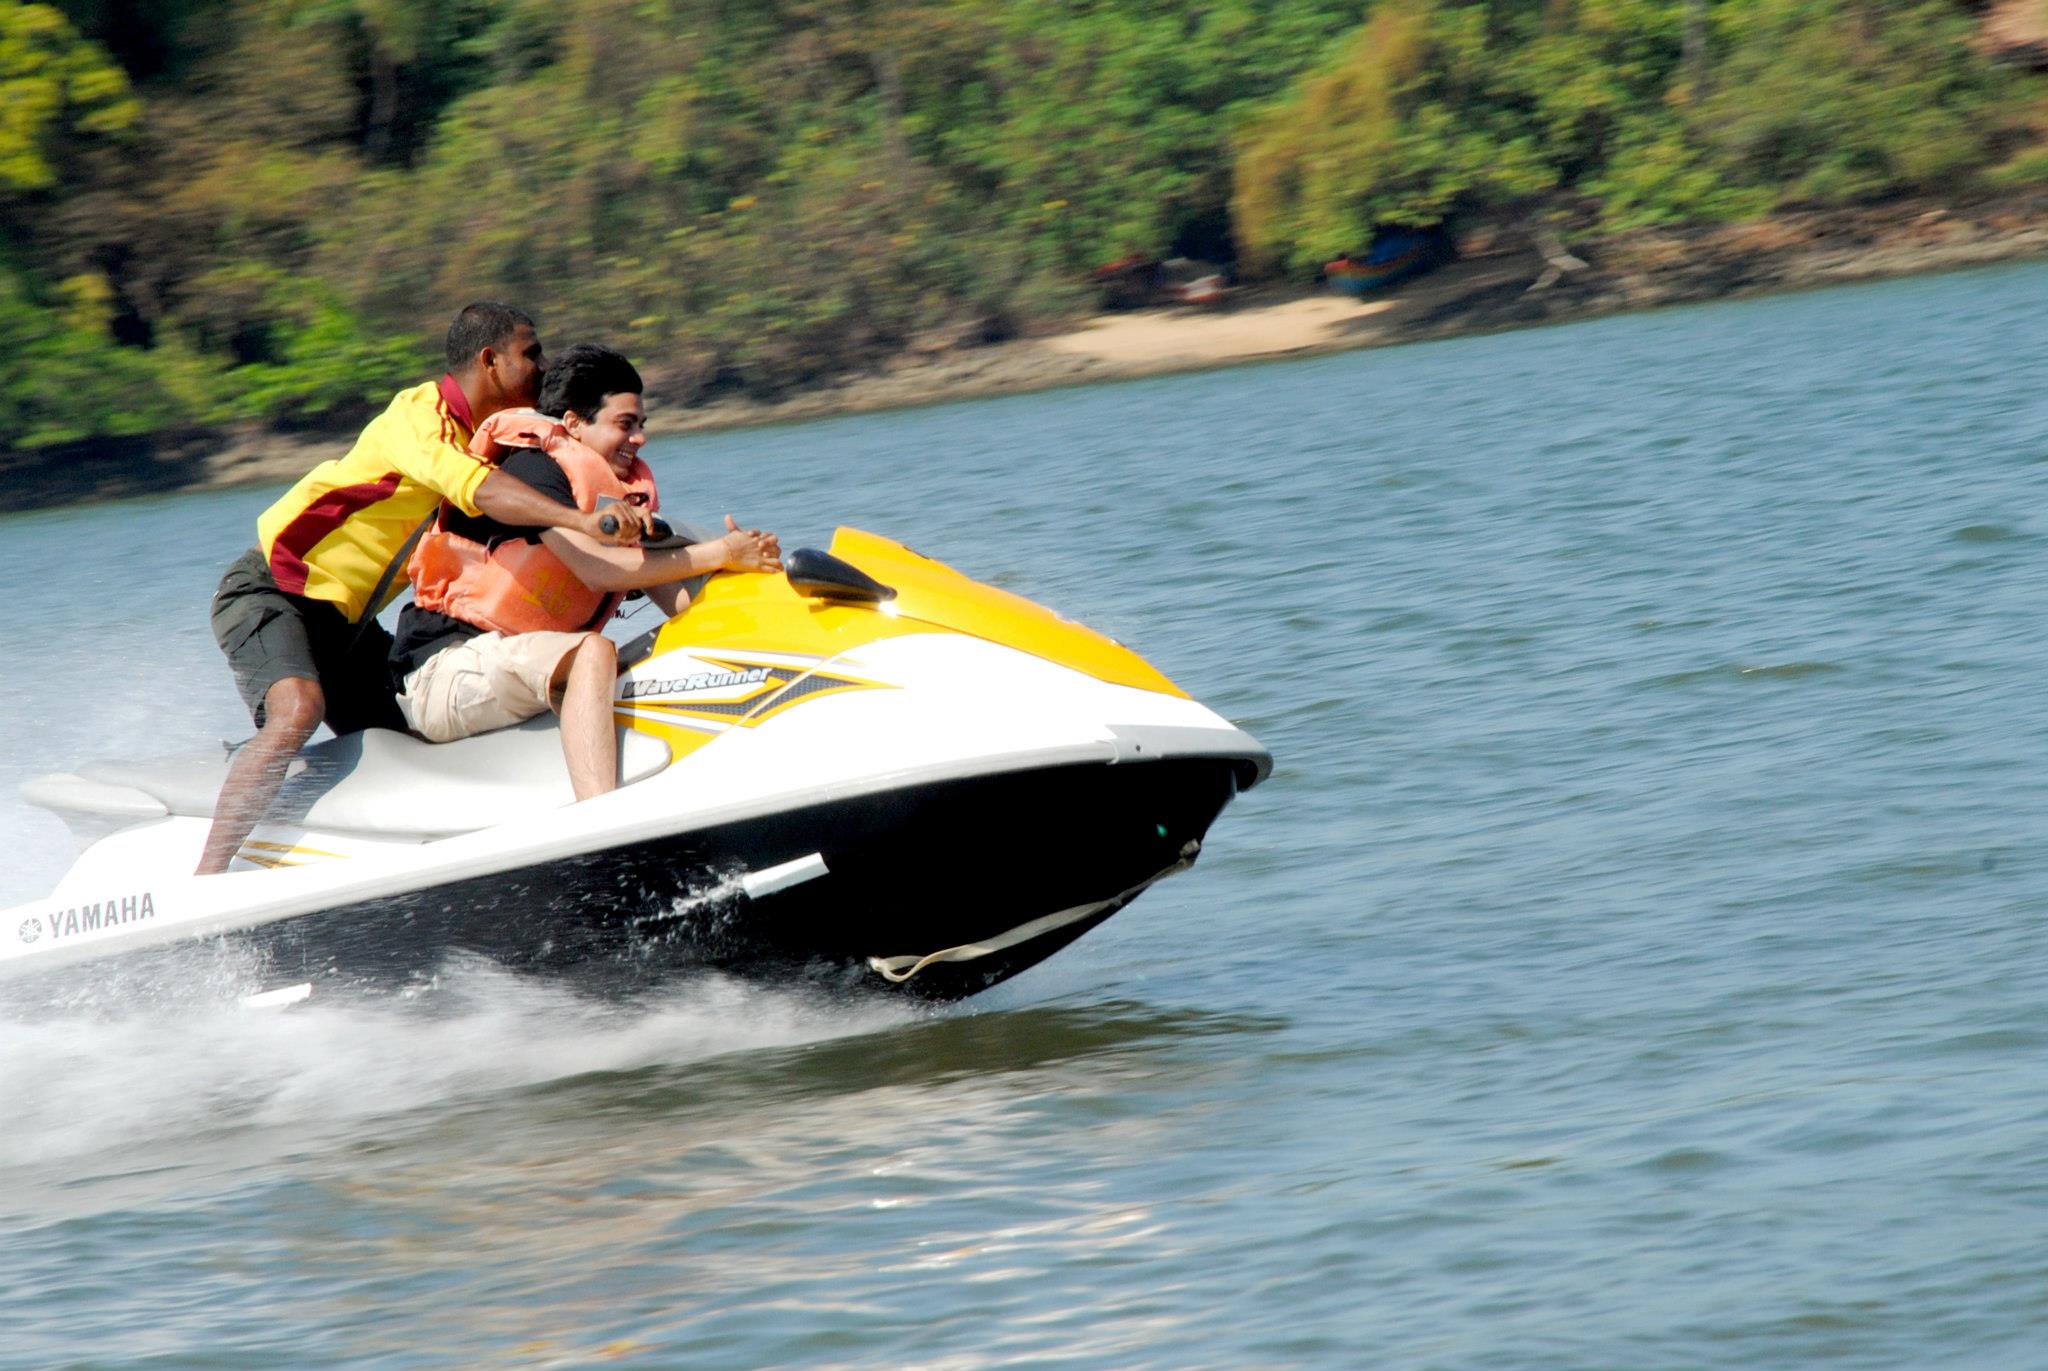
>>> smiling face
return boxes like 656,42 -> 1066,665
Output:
564,390 -> 647,476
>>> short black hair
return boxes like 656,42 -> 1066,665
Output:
537,343 -> 643,420
444,301 -> 536,374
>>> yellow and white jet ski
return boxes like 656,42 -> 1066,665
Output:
0,529 -> 1270,1001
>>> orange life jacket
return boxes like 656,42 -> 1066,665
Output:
407,410 -> 660,635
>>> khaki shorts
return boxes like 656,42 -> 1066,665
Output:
396,630 -> 596,743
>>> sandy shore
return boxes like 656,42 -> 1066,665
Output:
8,191 -> 2047,512
1043,295 -> 1400,366
644,256 -> 1537,437
647,190 -> 2048,435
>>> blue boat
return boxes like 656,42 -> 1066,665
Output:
1325,226 -> 1451,295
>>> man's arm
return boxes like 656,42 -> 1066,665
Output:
387,399 -> 652,545
540,515 -> 782,592
475,468 -> 655,546
645,580 -> 692,617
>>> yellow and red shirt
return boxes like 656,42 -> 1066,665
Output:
255,376 -> 491,622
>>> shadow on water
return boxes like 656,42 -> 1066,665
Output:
520,996 -> 1290,1121
1637,660 -> 1848,689
1949,524 -> 2028,543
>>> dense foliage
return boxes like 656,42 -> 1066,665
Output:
2,0 -> 2042,449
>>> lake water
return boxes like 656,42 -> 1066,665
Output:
3,262 -> 2047,1369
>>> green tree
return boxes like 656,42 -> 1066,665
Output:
1697,0 -> 2019,205
0,2 -> 137,194
1,0 -> 2045,457
1233,0 -> 1555,275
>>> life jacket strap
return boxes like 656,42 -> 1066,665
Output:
349,513 -> 437,649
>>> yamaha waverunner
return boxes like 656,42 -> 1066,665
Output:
0,528 -> 1270,1002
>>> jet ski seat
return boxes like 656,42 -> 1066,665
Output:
23,718 -> 673,840
272,720 -> 672,837
20,748 -> 238,839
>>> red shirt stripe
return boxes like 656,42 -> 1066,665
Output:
267,472 -> 405,597
437,373 -> 474,453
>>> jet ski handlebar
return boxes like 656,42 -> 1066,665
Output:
599,509 -> 678,544
595,512 -> 895,601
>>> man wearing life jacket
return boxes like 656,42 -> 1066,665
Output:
197,303 -> 659,876
388,342 -> 782,801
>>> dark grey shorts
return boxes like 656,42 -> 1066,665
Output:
210,548 -> 401,734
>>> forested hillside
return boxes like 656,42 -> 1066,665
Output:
5,0 -> 2044,451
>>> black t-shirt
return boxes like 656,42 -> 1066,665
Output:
389,447 -> 576,686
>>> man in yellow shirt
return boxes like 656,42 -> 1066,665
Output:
198,301 -> 653,875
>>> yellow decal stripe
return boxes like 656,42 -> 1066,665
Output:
614,714 -> 722,762
237,853 -> 303,870
242,841 -> 348,860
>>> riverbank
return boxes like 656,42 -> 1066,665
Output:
657,191 -> 2048,434
8,190 -> 2046,513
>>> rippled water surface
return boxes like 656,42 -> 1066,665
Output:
4,263 -> 2048,1369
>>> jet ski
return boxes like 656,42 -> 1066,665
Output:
0,528 -> 1270,1003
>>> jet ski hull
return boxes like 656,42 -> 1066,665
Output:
236,755 -> 1247,1000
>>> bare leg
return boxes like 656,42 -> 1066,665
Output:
554,635 -> 619,802
195,677 -> 325,875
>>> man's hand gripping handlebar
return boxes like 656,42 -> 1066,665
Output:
598,510 -> 676,542
586,502 -> 656,546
